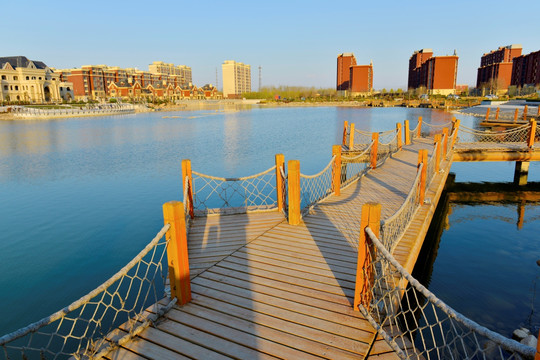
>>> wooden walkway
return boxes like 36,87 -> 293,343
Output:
103,138 -> 447,360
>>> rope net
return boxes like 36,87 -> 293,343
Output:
341,142 -> 373,189
457,124 -> 531,145
300,156 -> 335,211
0,225 -> 172,360
377,131 -> 400,167
359,227 -> 536,360
192,165 -> 278,215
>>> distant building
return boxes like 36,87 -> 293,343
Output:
477,45 -> 522,92
336,53 -> 357,92
511,49 -> 540,88
222,60 -> 251,99
350,62 -> 373,95
408,49 -> 458,95
0,56 -> 73,103
148,61 -> 192,87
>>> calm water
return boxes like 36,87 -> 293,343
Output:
0,106 -> 538,339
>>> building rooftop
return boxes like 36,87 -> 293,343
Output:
0,56 -> 48,70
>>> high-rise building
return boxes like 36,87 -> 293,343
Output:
349,62 -> 373,94
511,49 -> 540,88
336,53 -> 357,91
408,49 -> 458,95
477,45 -> 522,91
148,61 -> 192,87
222,60 -> 251,98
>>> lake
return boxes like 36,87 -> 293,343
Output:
0,105 -> 538,340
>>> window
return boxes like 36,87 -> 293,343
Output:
15,86 -> 18,90
13,76 -> 18,80
1,75 -> 5,80
26,76 -> 29,80
3,85 -> 7,90
38,77 -> 42,80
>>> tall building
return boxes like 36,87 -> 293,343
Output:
222,60 -> 251,99
148,61 -> 192,87
477,45 -> 522,91
511,49 -> 540,88
408,49 -> 458,95
336,53 -> 357,91
350,62 -> 373,94
0,56 -> 73,103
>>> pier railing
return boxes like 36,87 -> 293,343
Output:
358,225 -> 536,359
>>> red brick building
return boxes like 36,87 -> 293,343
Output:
349,63 -> 373,94
476,45 -> 522,91
408,49 -> 458,95
336,53 -> 357,91
511,49 -> 540,88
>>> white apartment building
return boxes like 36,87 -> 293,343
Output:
149,61 -> 192,87
222,60 -> 251,98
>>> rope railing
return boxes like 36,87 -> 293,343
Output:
0,224 -> 172,360
341,141 -> 374,190
359,227 -> 536,360
377,131 -> 400,167
191,165 -> 278,215
299,155 -> 336,211
457,123 -> 531,144
380,163 -> 424,253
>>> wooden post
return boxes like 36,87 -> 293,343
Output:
287,160 -> 301,225
354,202 -> 381,311
523,105 -> 528,120
275,154 -> 285,212
514,108 -> 519,123
528,119 -> 537,148
348,123 -> 355,150
485,107 -> 490,121
450,119 -> 460,150
535,329 -> 540,360
163,201 -> 191,305
434,134 -> 442,172
404,120 -> 411,145
417,116 -> 423,137
538,106 -> 540,117
442,128 -> 449,156
396,123 -> 402,150
495,107 -> 500,120
370,132 -> 379,169
181,159 -> 194,219
342,121 -> 348,147
514,161 -> 530,186
417,150 -> 428,205
332,145 -> 342,196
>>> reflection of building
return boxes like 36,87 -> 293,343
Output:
0,56 -> 73,103
408,49 -> 458,95
511,49 -> 540,88
476,45 -> 522,91
222,60 -> 251,99
336,53 -> 373,96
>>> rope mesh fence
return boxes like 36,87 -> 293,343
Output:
192,165 -> 278,215
377,131 -> 400,167
300,156 -> 335,211
457,124 -> 531,145
358,227 -> 536,360
0,225 -> 172,360
341,142 -> 373,189
421,121 -> 453,138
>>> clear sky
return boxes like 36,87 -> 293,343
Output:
3,0 -> 540,90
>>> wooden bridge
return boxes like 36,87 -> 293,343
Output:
2,118 -> 540,360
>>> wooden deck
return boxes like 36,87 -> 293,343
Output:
102,138 -> 450,360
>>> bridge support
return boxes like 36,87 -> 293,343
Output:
396,123 -> 402,150
163,201 -> 192,305
354,202 -> 380,311
495,107 -> 500,120
514,161 -> 530,186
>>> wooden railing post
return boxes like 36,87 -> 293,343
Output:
538,105 -> 540,117
528,120 -> 537,148
288,160 -> 301,225
354,202 -> 381,311
417,150 -> 428,205
485,107 -> 490,121
275,154 -> 285,212
523,105 -> 528,121
404,120 -> 411,145
514,108 -> 519,123
442,128 -> 449,156
417,116 -> 423,137
450,119 -> 460,150
163,201 -> 191,305
495,107 -> 500,120
182,159 -> 194,219
332,145 -> 342,196
342,121 -> 348,147
396,123 -> 403,150
348,123 -> 355,150
434,134 -> 442,172
535,329 -> 540,360
370,132 -> 379,169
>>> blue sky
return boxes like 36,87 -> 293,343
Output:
4,0 -> 540,90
